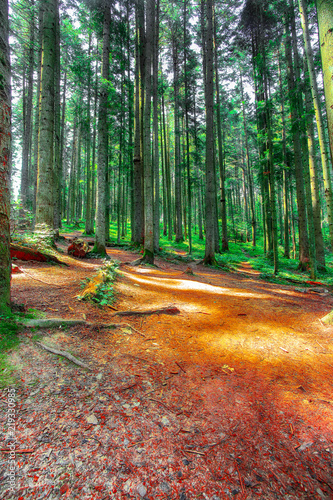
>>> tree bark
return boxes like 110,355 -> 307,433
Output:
0,0 -> 11,313
35,0 -> 57,235
93,5 -> 111,256
20,0 -> 34,212
172,22 -> 183,243
316,0 -> 333,248
203,0 -> 216,265
285,16 -> 310,269
132,0 -> 144,245
141,0 -> 155,263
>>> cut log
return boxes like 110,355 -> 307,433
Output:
67,238 -> 90,258
115,306 -> 180,317
10,243 -> 65,265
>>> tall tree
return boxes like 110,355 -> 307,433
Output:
203,0 -> 216,265
299,0 -> 333,250
0,0 -> 11,313
93,3 -> 111,255
316,0 -> 333,246
35,0 -> 57,234
141,0 -> 155,263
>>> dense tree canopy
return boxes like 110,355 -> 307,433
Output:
2,0 -> 333,305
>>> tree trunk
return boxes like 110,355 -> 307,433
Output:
132,1 -> 144,245
316,0 -> 333,249
214,17 -> 228,251
203,0 -> 216,265
285,17 -> 310,269
93,5 -> 110,256
172,24 -> 183,243
184,0 -> 192,254
85,34 -> 93,235
53,0 -> 61,232
20,0 -> 34,212
304,55 -> 326,269
141,0 -> 155,264
35,0 -> 57,235
153,0 -> 160,252
0,0 -> 11,313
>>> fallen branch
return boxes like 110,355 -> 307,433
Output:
129,437 -> 155,448
175,361 -> 186,373
115,306 -> 180,317
36,342 -> 91,370
184,449 -> 205,456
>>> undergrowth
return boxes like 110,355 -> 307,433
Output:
0,313 -> 20,387
60,221 -> 333,287
79,261 -> 119,307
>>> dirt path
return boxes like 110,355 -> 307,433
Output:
1,238 -> 333,499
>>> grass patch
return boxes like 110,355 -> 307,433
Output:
0,313 -> 21,387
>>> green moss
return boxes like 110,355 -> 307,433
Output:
0,314 -> 21,387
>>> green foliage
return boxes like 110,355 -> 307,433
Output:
80,261 -> 119,307
0,313 -> 20,387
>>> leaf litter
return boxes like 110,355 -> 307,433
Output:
1,235 -> 333,499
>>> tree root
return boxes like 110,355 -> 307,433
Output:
114,306 -> 180,317
36,342 -> 91,370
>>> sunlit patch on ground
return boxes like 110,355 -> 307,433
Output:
4,241 -> 333,499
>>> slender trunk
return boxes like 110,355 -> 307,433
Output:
301,0 -> 333,249
94,5 -> 110,255
53,0 -> 61,232
240,73 -> 256,247
203,0 -> 216,265
20,0 -> 34,211
153,0 -> 160,252
183,0 -> 192,254
132,1 -> 144,245
304,55 -> 326,268
59,71 -> 66,221
85,35 -> 93,235
214,15 -> 228,251
285,17 -> 310,268
142,0 -> 154,263
35,0 -> 57,234
0,0 -> 11,313
172,27 -> 183,243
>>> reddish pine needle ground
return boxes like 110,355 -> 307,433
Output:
1,232 -> 333,499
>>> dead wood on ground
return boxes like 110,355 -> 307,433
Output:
114,306 -> 180,317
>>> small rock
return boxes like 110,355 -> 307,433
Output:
182,458 -> 190,465
160,481 -> 171,493
180,490 -> 188,500
96,373 -> 103,380
137,483 -> 147,497
86,414 -> 98,425
123,479 -> 133,493
297,441 -> 313,452
316,488 -> 326,499
161,416 -> 170,426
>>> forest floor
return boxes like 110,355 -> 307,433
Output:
1,232 -> 333,500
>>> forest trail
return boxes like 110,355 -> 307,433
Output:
3,235 -> 333,499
